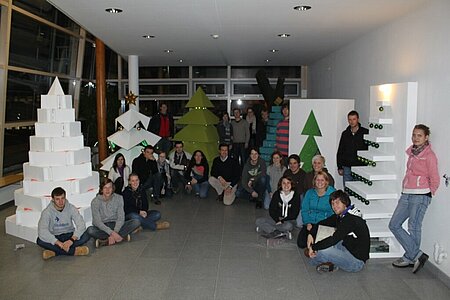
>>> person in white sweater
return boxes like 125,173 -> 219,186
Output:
108,153 -> 131,194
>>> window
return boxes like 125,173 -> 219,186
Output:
82,40 -> 96,80
232,83 -> 262,96
194,83 -> 226,95
193,66 -> 227,78
139,83 -> 188,96
231,66 -> 301,79
139,66 -> 189,79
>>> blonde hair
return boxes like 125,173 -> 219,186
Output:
312,154 -> 326,165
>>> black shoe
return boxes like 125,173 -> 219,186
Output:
413,253 -> 429,274
262,230 -> 285,239
250,197 -> 257,203
255,201 -> 263,209
154,199 -> 162,205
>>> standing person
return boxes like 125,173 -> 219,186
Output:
209,144 -> 241,205
37,187 -> 90,260
148,103 -> 174,153
132,145 -> 161,205
304,155 -> 335,191
264,151 -> 287,209
231,108 -> 250,167
389,124 -> 440,274
123,173 -> 170,231
297,171 -> 336,249
306,190 -> 370,273
246,107 -> 257,148
336,110 -> 369,187
168,141 -> 192,194
217,111 -> 233,148
255,175 -> 300,240
156,151 -> 172,198
256,108 -> 269,148
108,153 -> 131,194
185,150 -> 210,198
275,103 -> 290,160
240,147 -> 267,208
87,179 -> 141,248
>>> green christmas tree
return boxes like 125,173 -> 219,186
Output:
174,87 -> 219,162
299,110 -> 322,172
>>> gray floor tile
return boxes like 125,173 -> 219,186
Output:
171,258 -> 219,280
404,278 -> 450,300
179,242 -> 221,259
113,275 -> 169,300
164,277 -> 216,300
220,244 -> 262,260
215,276 -> 266,300
218,258 -> 263,279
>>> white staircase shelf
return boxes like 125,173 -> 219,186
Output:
356,199 -> 395,219
352,166 -> 397,181
370,118 -> 393,125
364,134 -> 394,143
366,219 -> 394,238
357,149 -> 395,162
346,181 -> 398,200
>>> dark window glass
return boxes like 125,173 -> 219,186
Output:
231,66 -> 301,79
285,83 -> 299,95
121,57 -> 128,78
6,71 -> 70,122
194,83 -> 225,95
193,66 -> 227,78
139,66 -> 189,79
82,40 -> 96,80
9,11 -> 78,75
105,46 -> 118,79
3,127 -> 33,174
139,84 -> 188,96
231,100 -> 266,115
232,83 -> 262,95
13,0 -> 80,31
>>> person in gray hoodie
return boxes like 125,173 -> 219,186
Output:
87,179 -> 140,248
37,187 -> 90,260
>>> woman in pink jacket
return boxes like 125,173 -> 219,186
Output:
389,124 -> 439,274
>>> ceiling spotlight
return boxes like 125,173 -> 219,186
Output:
211,34 -> 220,39
269,49 -> 279,53
265,59 -> 271,63
178,59 -> 183,63
164,49 -> 174,53
278,33 -> 290,38
105,8 -> 123,14
142,35 -> 155,39
293,5 -> 312,11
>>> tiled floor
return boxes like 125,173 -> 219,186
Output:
1,191 -> 450,300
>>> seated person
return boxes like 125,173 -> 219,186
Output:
108,153 -> 131,194
255,175 -> 300,239
37,187 -> 90,260
303,155 -> 335,191
185,150 -> 209,198
297,171 -> 336,248
239,147 -> 267,208
156,151 -> 172,198
132,145 -> 161,204
283,154 -> 306,227
209,143 -> 241,205
87,179 -> 141,248
123,173 -> 170,231
265,151 -> 287,209
306,190 -> 370,273
168,141 -> 192,193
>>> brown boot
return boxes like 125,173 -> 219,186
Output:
74,246 -> 89,256
42,250 -> 56,260
156,221 -> 170,230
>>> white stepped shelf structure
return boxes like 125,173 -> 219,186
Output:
346,82 -> 418,258
5,77 -> 99,243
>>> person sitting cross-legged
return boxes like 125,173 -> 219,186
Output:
239,147 -> 267,208
87,179 -> 141,248
123,173 -> 170,231
185,150 -> 210,198
37,187 -> 90,260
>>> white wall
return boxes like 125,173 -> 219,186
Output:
310,0 -> 450,276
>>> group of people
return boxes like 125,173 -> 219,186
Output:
37,102 -> 440,277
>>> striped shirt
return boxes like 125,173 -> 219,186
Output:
276,118 -> 289,156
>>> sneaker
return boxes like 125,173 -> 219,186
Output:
156,221 -> 171,230
74,246 -> 89,256
42,250 -> 56,260
125,234 -> 131,242
95,238 -> 108,248
132,226 -> 143,234
413,253 -> 429,274
392,257 -> 414,268
256,226 -> 260,233
262,230 -> 285,239
286,231 -> 293,240
316,262 -> 339,273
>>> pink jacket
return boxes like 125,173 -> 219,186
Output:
402,143 -> 440,195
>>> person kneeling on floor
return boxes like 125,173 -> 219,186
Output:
37,187 -> 90,260
255,175 -> 300,240
306,190 -> 370,273
87,179 -> 141,248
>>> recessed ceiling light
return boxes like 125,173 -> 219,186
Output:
265,59 -> 271,62
211,34 -> 220,39
142,35 -> 155,39
105,8 -> 123,14
164,49 -> 174,53
293,5 -> 312,11
269,49 -> 279,53
278,33 -> 290,38
178,59 -> 183,63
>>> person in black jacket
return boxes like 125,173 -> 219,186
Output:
306,190 -> 370,273
185,150 -> 209,198
131,145 -> 161,204
209,144 -> 241,205
148,103 -> 174,153
336,110 -> 369,187
255,175 -> 300,239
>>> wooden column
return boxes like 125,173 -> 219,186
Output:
95,38 -> 107,163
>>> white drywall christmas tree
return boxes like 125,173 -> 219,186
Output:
5,77 -> 100,243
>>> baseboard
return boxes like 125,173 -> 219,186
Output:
425,261 -> 450,289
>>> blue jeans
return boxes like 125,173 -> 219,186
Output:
193,181 -> 210,198
126,210 -> 161,231
310,241 -> 365,272
36,231 -> 90,256
264,191 -> 271,210
342,166 -> 354,187
388,193 -> 431,263
87,220 -> 141,240
237,176 -> 267,202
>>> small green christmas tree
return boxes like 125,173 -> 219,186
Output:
174,87 -> 219,162
299,110 -> 322,172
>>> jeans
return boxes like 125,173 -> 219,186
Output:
264,191 -> 271,210
87,220 -> 141,240
310,241 -> 365,272
192,181 -> 210,198
170,168 -> 187,192
255,217 -> 295,234
388,193 -> 431,262
143,173 -> 164,199
126,210 -> 161,231
237,176 -> 267,202
36,231 -> 90,256
342,166 -> 354,187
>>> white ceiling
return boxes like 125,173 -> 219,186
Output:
48,0 -> 427,66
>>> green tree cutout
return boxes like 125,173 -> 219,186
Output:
299,110 -> 322,172
174,87 -> 219,162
